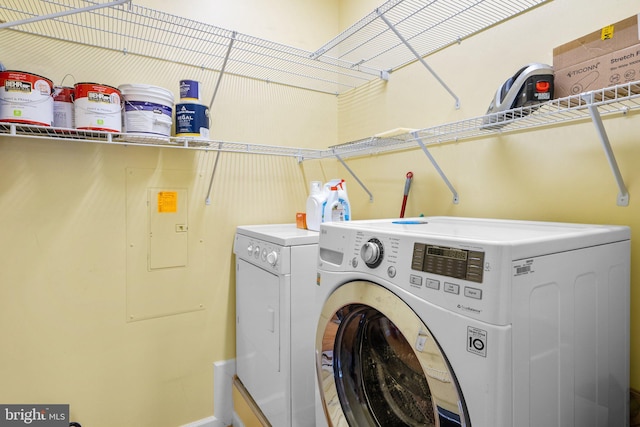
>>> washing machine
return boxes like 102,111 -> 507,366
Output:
233,224 -> 318,427
314,217 -> 630,427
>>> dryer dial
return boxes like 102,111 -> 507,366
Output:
361,238 -> 384,268
267,251 -> 278,267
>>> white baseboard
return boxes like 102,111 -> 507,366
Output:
213,359 -> 236,425
181,359 -> 236,427
181,416 -> 222,427
232,411 -> 245,427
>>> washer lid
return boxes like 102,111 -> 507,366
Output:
320,216 -> 630,258
236,223 -> 319,246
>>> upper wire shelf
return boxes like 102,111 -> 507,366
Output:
0,0 -> 550,95
312,0 -> 551,73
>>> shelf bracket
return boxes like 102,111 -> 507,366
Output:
412,132 -> 459,204
377,9 -> 460,109
0,0 -> 131,30
209,32 -> 237,110
582,92 -> 629,207
333,151 -> 374,202
203,33 -> 236,204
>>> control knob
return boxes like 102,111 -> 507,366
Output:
266,251 -> 278,267
361,238 -> 384,268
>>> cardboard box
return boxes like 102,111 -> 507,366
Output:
553,14 -> 640,97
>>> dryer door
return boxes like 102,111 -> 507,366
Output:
316,281 -> 469,427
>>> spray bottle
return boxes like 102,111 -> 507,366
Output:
336,179 -> 351,221
323,184 -> 342,222
322,179 -> 351,222
321,180 -> 338,223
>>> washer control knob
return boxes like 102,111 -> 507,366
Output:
247,244 -> 254,257
387,266 -> 397,278
253,245 -> 261,258
361,238 -> 384,268
267,251 -> 278,267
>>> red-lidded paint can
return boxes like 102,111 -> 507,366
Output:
74,82 -> 121,132
0,70 -> 54,127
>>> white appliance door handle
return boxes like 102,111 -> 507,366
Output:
267,307 -> 275,333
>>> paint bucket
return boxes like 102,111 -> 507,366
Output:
0,70 -> 54,126
53,86 -> 74,128
179,80 -> 200,102
74,82 -> 121,132
175,103 -> 209,138
119,83 -> 174,137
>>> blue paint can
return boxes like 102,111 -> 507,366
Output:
179,80 -> 200,102
175,102 -> 209,138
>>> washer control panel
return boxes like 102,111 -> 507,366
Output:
411,243 -> 485,283
317,220 -> 517,325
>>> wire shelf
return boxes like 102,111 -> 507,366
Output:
0,123 -> 326,159
2,81 -> 639,161
0,0 -> 550,95
312,0 -> 551,73
329,80 -> 640,158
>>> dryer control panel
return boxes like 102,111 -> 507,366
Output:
233,233 -> 290,274
411,243 -> 485,283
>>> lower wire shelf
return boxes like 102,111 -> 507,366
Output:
2,80 -> 638,206
2,80 -> 639,160
0,123 -> 325,160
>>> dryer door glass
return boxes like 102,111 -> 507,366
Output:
317,281 -> 468,427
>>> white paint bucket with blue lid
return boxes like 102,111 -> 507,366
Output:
175,102 -> 209,138
119,83 -> 174,137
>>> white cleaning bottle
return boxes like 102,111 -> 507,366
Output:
323,184 -> 342,223
322,184 -> 338,222
305,181 -> 325,231
321,180 -> 338,223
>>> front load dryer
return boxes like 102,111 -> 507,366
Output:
314,217 -> 630,427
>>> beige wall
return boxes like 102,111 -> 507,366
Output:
0,0 -> 639,426
0,1 -> 337,426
